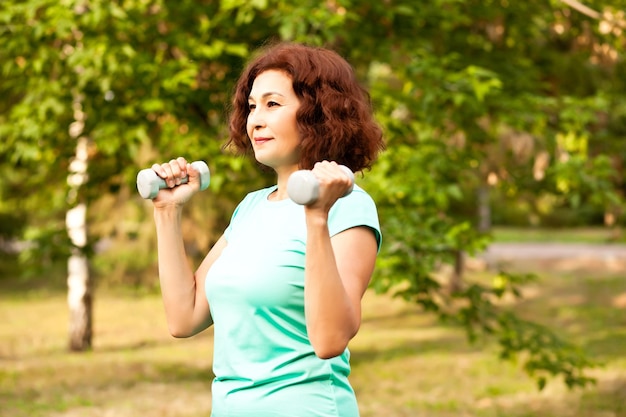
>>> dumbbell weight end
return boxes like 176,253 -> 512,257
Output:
287,165 -> 354,205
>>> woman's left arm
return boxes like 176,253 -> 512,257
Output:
304,216 -> 378,359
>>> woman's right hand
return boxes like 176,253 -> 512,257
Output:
150,157 -> 202,208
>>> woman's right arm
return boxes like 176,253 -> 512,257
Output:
154,208 -> 227,337
151,157 -> 227,338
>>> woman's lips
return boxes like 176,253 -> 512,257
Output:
254,137 -> 272,145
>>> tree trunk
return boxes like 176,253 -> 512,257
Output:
66,203 -> 92,351
448,249 -> 464,294
477,184 -> 491,233
66,93 -> 92,351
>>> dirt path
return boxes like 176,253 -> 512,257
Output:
485,242 -> 626,259
481,242 -> 626,272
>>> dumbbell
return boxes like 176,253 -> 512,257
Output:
136,160 -> 210,199
287,165 -> 354,205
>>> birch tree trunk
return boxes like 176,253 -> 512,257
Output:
66,92 -> 92,351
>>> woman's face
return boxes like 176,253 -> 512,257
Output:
247,70 -> 302,171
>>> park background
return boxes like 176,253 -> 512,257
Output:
1,0 -> 625,416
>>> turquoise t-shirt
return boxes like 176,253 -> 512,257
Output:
205,184 -> 381,417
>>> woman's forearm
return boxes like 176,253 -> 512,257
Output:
154,206 -> 204,337
304,215 -> 360,359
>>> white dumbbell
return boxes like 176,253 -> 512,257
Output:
287,165 -> 354,205
136,160 -> 210,199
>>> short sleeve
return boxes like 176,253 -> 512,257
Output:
327,185 -> 382,251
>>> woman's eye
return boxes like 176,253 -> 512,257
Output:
248,103 -> 256,111
267,101 -> 280,107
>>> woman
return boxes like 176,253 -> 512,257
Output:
150,42 -> 385,416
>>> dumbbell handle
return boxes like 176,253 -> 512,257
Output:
287,165 -> 354,205
136,160 -> 210,199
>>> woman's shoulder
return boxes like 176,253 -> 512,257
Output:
329,184 -> 382,247
333,184 -> 377,211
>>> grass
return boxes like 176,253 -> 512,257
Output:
491,226 -> 623,244
1,262 -> 625,416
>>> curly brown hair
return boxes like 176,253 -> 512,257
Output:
226,42 -> 385,172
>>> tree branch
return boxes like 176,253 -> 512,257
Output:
559,0 -> 601,20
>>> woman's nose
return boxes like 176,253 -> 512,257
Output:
248,108 -> 265,128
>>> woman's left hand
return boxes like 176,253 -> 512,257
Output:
305,161 -> 353,215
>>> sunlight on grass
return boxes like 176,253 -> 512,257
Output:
491,226 -> 623,244
1,266 -> 625,417
0,290 -> 214,417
